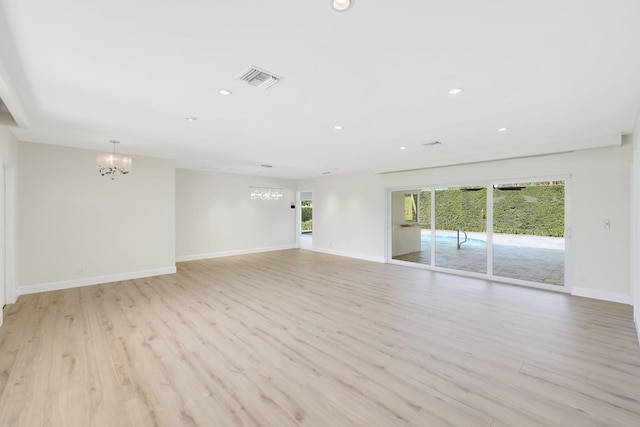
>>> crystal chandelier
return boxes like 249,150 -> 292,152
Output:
250,187 -> 283,200
96,140 -> 132,180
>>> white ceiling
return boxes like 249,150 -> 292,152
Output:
1,0 -> 639,179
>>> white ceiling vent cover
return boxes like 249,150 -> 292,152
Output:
238,65 -> 282,89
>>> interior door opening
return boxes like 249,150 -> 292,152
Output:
299,191 -> 312,250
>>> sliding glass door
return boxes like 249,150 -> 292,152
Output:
391,190 -> 431,264
435,187 -> 487,274
492,181 -> 565,286
389,178 -> 567,289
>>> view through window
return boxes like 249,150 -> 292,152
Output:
390,180 -> 565,287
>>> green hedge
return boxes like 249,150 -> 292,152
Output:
433,188 -> 487,232
415,184 -> 564,237
493,185 -> 564,236
301,206 -> 312,222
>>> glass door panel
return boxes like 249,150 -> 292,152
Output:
435,187 -> 487,273
418,190 -> 432,264
492,181 -> 565,285
391,190 -> 431,265
391,190 -> 421,263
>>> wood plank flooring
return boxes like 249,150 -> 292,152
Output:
1,249 -> 639,426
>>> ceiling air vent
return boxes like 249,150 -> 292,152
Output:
238,65 -> 282,89
422,141 -> 443,146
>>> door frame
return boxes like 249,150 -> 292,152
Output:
296,190 -> 313,249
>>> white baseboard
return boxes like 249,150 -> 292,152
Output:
312,247 -> 385,263
18,266 -> 177,296
571,287 -> 631,305
176,244 -> 296,262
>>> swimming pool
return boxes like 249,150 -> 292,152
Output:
421,234 -> 487,249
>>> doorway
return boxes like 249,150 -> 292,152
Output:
299,191 -> 312,250
435,186 -> 487,274
491,181 -> 565,285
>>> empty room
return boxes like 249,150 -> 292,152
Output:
1,1 -> 640,426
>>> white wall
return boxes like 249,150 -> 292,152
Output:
299,139 -> 632,302
175,169 -> 297,261
17,142 -> 176,294
302,171 -> 387,262
0,126 -> 17,326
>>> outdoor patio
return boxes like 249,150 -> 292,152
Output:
393,230 -> 565,286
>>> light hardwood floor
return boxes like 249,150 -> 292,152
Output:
1,249 -> 639,426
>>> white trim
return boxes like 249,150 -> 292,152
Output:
18,266 -> 177,296
176,245 -> 296,262
385,188 -> 392,261
486,185 -> 494,277
563,177 -> 572,293
632,154 -> 637,308
296,191 -> 301,248
491,275 -> 570,293
4,166 -> 15,304
313,247 -> 385,263
295,189 -> 312,249
636,305 -> 640,345
636,306 -> 640,346
571,287 -> 631,305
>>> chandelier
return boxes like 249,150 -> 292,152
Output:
96,140 -> 132,180
250,187 -> 283,200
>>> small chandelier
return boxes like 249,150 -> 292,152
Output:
250,187 -> 283,200
97,140 -> 132,180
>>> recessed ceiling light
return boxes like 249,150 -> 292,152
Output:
400,146 -> 406,150
334,125 -> 343,130
185,116 -> 197,121
331,0 -> 353,12
218,89 -> 232,96
449,88 -> 463,95
498,127 -> 509,132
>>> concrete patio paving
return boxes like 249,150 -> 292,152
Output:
393,230 -> 565,286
